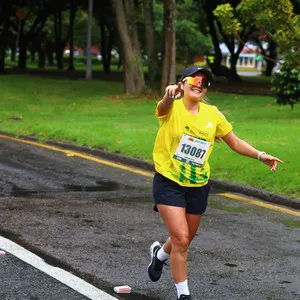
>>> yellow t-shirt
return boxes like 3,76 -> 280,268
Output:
153,99 -> 232,186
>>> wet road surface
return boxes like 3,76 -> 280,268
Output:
0,246 -> 91,300
0,136 -> 299,300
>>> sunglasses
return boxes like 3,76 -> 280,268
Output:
184,76 -> 210,88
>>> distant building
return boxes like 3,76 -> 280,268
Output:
64,45 -> 101,57
220,42 -> 264,70
223,53 -> 264,69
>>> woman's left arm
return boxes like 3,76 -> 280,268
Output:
222,131 -> 283,172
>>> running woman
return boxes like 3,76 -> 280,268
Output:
148,66 -> 282,300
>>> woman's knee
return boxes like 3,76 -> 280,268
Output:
171,233 -> 190,252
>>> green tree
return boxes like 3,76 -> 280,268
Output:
14,2 -> 50,69
199,0 -> 255,81
214,0 -> 300,105
176,0 -> 212,65
176,19 -> 212,64
72,9 -> 100,49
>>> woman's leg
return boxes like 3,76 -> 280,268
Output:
157,204 -> 202,283
162,213 -> 202,255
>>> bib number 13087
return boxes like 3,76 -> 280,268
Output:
173,134 -> 210,167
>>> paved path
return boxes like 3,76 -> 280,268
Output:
0,134 -> 299,300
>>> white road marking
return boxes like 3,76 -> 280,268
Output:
0,236 -> 117,300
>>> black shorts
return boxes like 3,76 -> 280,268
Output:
152,172 -> 210,214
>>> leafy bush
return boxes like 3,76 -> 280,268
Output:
271,65 -> 300,109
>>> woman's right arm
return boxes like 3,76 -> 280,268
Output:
157,83 -> 182,116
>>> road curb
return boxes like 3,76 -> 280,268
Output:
1,131 -> 299,210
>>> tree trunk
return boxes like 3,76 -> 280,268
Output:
38,40 -> 46,69
117,48 -> 122,69
225,36 -> 243,81
95,1 -> 115,73
229,53 -> 242,81
18,39 -> 28,69
17,20 -> 27,69
161,0 -> 176,94
143,0 -> 159,87
256,38 -> 277,76
0,1 -> 11,73
16,5 -> 48,70
55,43 -> 64,70
99,21 -> 113,73
68,0 -> 77,71
265,59 -> 276,77
264,40 -> 277,76
0,47 -> 5,73
202,1 -> 224,75
54,11 -> 64,70
29,41 -> 36,64
46,41 -> 55,66
112,0 -> 145,94
11,44 -> 16,62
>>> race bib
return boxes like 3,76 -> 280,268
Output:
173,134 -> 210,167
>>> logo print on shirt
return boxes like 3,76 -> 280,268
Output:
206,121 -> 213,128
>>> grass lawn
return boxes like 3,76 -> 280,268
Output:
0,74 -> 299,200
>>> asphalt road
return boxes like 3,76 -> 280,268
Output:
0,135 -> 299,300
